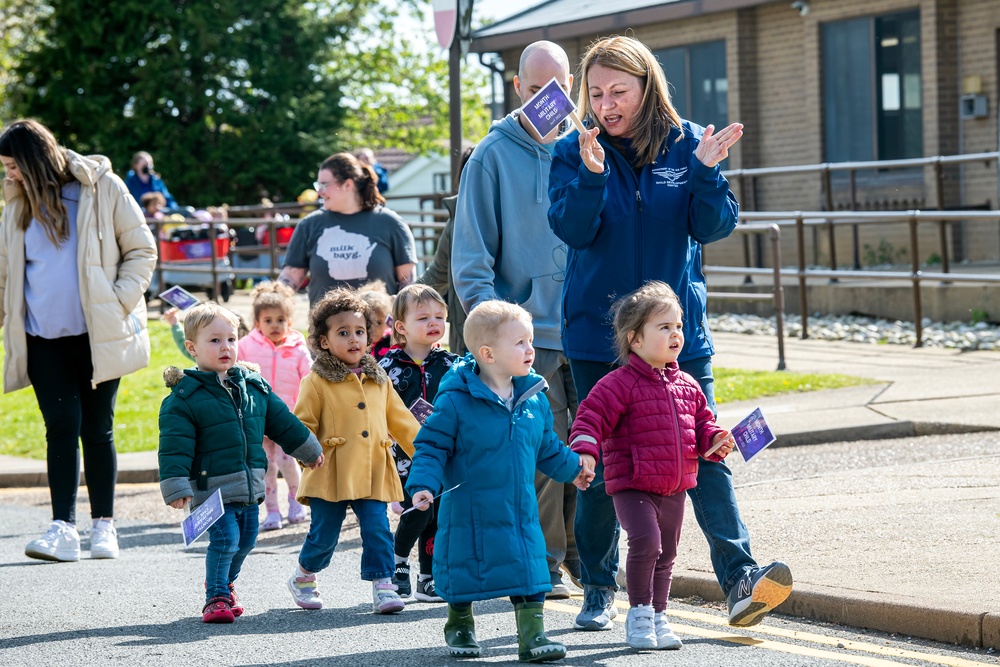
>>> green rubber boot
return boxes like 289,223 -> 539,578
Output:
514,602 -> 566,663
444,603 -> 481,658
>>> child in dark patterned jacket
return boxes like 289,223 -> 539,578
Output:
569,281 -> 736,652
377,284 -> 458,603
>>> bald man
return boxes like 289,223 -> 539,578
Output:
452,40 -> 581,600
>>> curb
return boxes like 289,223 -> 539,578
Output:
670,570 -> 1000,650
770,421 -> 998,448
0,469 -> 160,489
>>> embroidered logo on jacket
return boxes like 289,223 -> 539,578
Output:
652,166 -> 688,187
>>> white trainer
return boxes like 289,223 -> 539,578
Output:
90,518 -> 120,559
25,520 -> 81,562
625,604 -> 657,650
654,610 -> 683,650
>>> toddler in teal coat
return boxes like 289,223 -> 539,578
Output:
408,301 -> 595,662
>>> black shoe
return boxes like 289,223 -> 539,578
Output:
727,561 -> 793,627
393,562 -> 412,598
415,577 -> 445,602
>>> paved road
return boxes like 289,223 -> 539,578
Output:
2,436 -> 999,667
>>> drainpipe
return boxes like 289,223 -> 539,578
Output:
479,52 -> 506,120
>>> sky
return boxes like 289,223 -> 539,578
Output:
475,0 -> 540,25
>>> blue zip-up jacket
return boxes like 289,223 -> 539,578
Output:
125,170 -> 177,209
406,355 -> 582,603
548,121 -> 739,364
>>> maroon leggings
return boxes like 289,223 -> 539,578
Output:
613,489 -> 686,611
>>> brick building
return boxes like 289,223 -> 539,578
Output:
471,0 -> 1000,268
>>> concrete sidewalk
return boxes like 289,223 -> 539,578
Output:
2,329 -> 999,649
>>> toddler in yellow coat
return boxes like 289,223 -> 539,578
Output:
288,288 -> 420,615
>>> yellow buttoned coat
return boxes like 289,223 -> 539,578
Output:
295,352 -> 419,504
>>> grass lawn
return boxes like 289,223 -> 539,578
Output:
0,321 -> 870,460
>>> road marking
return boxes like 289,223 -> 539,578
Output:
544,600 -> 996,667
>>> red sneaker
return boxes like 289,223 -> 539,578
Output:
228,583 -> 244,617
202,596 -> 235,623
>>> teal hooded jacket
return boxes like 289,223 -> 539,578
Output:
406,355 -> 581,603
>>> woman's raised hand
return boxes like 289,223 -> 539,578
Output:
694,123 -> 744,169
579,127 -> 606,174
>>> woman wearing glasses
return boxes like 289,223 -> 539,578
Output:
278,153 -> 416,306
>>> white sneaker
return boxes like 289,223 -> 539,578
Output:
25,520 -> 81,562
654,610 -> 683,650
90,518 -> 120,559
625,604 -> 657,650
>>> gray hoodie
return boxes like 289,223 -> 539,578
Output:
452,112 -> 567,351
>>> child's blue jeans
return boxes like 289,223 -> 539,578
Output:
205,503 -> 259,603
298,498 -> 394,580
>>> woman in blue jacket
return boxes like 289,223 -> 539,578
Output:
548,35 -> 792,632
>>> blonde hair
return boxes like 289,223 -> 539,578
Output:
249,281 -> 296,321
464,301 -> 532,360
577,36 -> 683,166
183,302 -> 243,342
611,281 -> 683,365
390,284 -> 447,346
357,279 -> 393,330
0,119 -> 73,245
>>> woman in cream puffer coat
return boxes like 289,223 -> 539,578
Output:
0,120 -> 156,563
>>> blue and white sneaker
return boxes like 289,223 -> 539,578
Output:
727,561 -> 793,627
574,586 -> 618,630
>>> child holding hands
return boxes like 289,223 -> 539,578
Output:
378,284 -> 458,602
288,288 -> 421,615
408,301 -> 594,662
569,281 -> 735,651
158,302 -> 324,624
237,282 -> 312,530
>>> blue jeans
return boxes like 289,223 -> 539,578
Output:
205,503 -> 259,603
570,357 -> 757,595
298,498 -> 395,580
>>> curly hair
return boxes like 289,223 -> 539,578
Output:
249,281 -> 297,322
307,288 -> 377,355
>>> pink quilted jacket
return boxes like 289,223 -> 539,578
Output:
237,328 -> 311,408
570,354 -> 725,497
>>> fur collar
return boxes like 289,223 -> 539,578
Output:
163,361 -> 261,388
311,351 -> 387,384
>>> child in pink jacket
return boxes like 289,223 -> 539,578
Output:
238,282 -> 312,530
570,281 -> 736,652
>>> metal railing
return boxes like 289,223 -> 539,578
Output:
705,224 -> 786,370
724,151 -> 1000,274
724,209 -> 1000,348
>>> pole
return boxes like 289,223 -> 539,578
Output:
449,37 -> 462,194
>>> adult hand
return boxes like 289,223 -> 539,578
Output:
169,497 -> 191,510
694,123 -> 744,169
579,127 -> 606,174
411,490 -> 434,511
277,266 -> 307,291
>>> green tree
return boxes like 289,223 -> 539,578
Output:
0,0 -> 49,123
333,5 -> 492,156
8,0 -> 371,205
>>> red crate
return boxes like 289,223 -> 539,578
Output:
160,238 -> 231,262
277,226 -> 294,246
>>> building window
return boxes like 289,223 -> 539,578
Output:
822,10 -> 922,162
655,40 -> 728,129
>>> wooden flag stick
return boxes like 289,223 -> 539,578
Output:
569,110 -> 587,134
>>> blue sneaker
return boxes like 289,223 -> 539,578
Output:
574,586 -> 618,630
727,561 -> 793,627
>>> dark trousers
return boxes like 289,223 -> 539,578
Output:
26,334 -> 119,524
394,486 -> 437,574
613,489 -> 686,610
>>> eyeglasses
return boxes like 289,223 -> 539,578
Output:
313,180 -> 341,192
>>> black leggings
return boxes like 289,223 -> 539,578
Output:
394,486 -> 437,574
26,334 -> 120,524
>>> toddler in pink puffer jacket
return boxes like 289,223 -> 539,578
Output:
238,282 -> 312,530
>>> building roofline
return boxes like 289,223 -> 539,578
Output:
471,0 -> 773,53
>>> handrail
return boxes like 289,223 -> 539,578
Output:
722,151 -> 999,179
705,209 -> 1000,348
